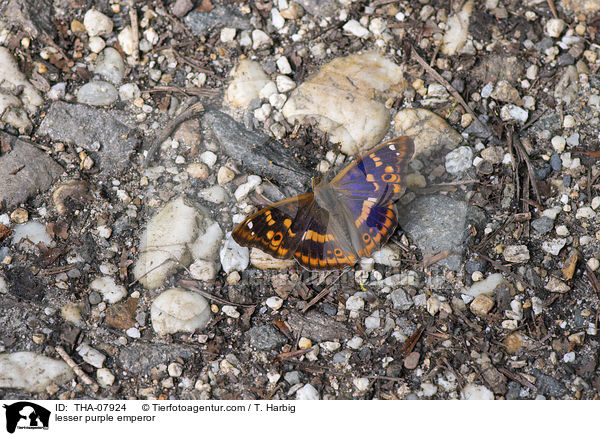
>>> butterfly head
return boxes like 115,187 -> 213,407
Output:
311,176 -> 324,190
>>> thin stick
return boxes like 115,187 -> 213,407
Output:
411,46 -> 488,134
302,271 -> 345,313
178,280 -> 258,307
56,346 -> 99,393
128,1 -> 139,63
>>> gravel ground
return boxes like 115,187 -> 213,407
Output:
1,0 -> 600,400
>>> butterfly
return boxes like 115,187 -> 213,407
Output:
232,136 -> 415,270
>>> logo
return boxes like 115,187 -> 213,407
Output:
3,402 -> 50,433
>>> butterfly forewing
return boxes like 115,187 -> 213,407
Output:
232,193 -> 315,260
330,136 -> 414,204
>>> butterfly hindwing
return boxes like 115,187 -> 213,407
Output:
232,193 -> 315,260
355,201 -> 398,258
292,206 -> 358,270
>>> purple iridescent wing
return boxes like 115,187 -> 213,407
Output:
329,137 -> 414,256
330,136 -> 414,203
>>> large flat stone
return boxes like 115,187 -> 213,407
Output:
0,132 -> 63,209
37,101 -> 139,176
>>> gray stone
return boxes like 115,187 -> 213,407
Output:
532,216 -> 554,235
398,195 -> 471,271
284,371 -> 302,385
1,0 -> 56,39
390,288 -> 413,311
37,101 -> 139,176
532,369 -> 568,398
550,154 -> 562,171
95,47 -> 126,84
332,350 -> 352,364
0,133 -> 63,209
247,325 -> 287,351
183,6 -> 250,36
77,81 -> 118,106
118,343 -> 196,375
295,0 -> 338,17
287,311 -> 351,342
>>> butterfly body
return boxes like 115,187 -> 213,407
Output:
233,136 -> 414,270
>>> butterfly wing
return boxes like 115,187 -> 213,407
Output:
292,206 -> 359,270
232,193 -> 315,260
328,136 -> 413,258
330,136 -> 414,204
233,193 -> 359,270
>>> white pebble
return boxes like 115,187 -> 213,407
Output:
76,343 -> 106,368
88,36 -> 106,53
276,57 -> 292,74
97,368 -> 115,387
276,75 -> 296,93
346,295 -> 364,311
151,288 -> 210,335
587,258 -> 600,271
222,305 -> 240,318
296,383 -> 320,400
343,19 -> 369,38
90,276 -> 127,304
259,81 -> 278,99
266,296 -> 283,310
576,206 -> 596,220
563,115 -> 576,129
546,18 -> 566,38
500,105 -> 528,123
271,8 -> 285,29
84,9 -> 113,37
252,29 -> 272,49
234,175 -> 262,201
220,28 -> 236,43
200,151 -> 217,168
189,259 -> 217,281
551,136 -> 566,153
347,336 -> 364,349
365,311 -> 381,329
117,26 -> 137,56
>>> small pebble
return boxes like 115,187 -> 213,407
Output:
222,305 -> 240,318
345,295 -> 364,311
10,208 -> 29,224
346,336 -> 364,349
343,19 -> 369,38
265,296 -> 283,310
276,57 -> 292,74
298,337 -> 312,349
470,294 -> 494,316
168,362 -> 183,377
403,351 -> 420,369
84,9 -> 113,37
563,115 -> 576,129
587,258 -> 600,271
551,136 -> 566,153
200,151 -> 218,168
503,245 -> 530,263
546,18 -> 566,38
